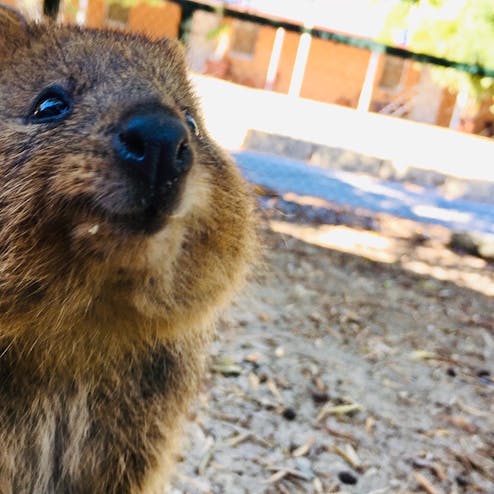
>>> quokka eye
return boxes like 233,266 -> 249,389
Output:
184,111 -> 199,137
28,85 -> 73,124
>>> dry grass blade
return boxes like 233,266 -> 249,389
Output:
175,473 -> 211,494
276,482 -> 291,494
467,452 -> 494,481
211,362 -> 242,377
248,372 -> 260,390
411,350 -> 437,360
266,466 -> 313,481
197,446 -> 215,477
332,444 -> 362,469
457,399 -> 493,418
365,416 -> 376,434
312,477 -> 324,493
414,472 -> 442,494
265,470 -> 288,484
444,415 -> 477,433
431,463 -> 447,482
291,437 -> 315,457
267,379 -> 283,401
321,424 -> 359,445
226,432 -> 251,447
412,458 -> 447,482
316,402 -> 362,422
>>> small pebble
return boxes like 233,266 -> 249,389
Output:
295,457 -> 313,479
338,471 -> 358,485
244,359 -> 260,371
446,367 -> 456,377
477,369 -> 490,378
258,373 -> 268,384
311,390 -> 329,404
282,407 -> 297,421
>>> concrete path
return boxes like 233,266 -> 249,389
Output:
235,150 -> 494,234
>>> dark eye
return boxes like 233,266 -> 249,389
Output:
184,111 -> 199,137
28,85 -> 72,124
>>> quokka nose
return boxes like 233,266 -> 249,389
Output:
113,109 -> 192,190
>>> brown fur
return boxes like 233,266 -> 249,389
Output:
0,7 -> 257,493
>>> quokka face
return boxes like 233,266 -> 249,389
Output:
0,7 -> 257,349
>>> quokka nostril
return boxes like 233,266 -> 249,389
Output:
119,130 -> 146,161
176,140 -> 188,162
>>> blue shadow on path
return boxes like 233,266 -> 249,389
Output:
234,151 -> 494,235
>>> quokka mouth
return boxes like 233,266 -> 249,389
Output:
61,187 -> 185,237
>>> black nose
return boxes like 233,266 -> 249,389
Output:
113,109 -> 192,191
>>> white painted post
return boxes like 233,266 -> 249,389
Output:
357,50 -> 380,112
288,31 -> 312,97
265,27 -> 285,90
76,0 -> 88,25
449,89 -> 469,130
212,29 -> 230,61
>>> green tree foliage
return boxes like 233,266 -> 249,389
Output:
380,0 -> 494,101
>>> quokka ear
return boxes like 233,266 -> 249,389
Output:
0,3 -> 29,60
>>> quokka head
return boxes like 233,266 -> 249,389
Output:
0,5 -> 257,346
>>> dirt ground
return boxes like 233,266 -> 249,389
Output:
171,195 -> 494,494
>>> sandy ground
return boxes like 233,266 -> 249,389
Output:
171,197 -> 494,494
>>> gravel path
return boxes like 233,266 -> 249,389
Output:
172,204 -> 494,493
